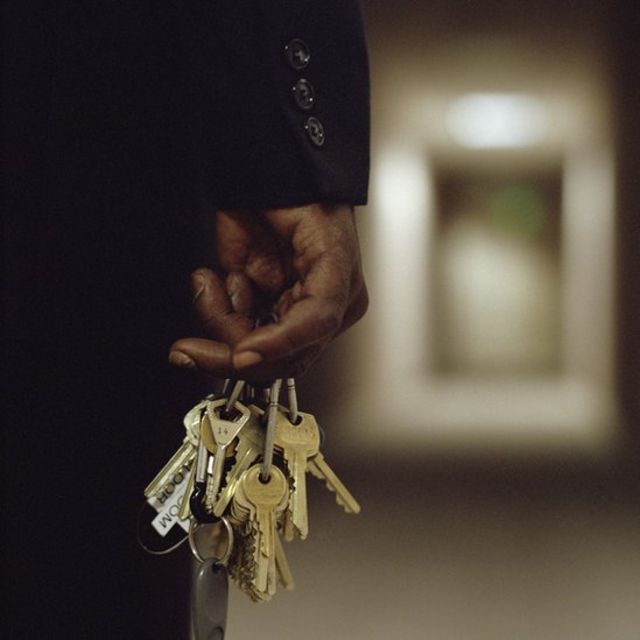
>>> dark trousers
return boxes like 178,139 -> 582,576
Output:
5,180 -> 208,638
5,5 -> 210,634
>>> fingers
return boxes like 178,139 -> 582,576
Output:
169,269 -> 344,380
191,268 -> 253,346
228,341 -> 326,382
226,272 -> 253,315
335,281 -> 369,337
229,234 -> 357,364
226,278 -> 367,379
168,268 -> 253,375
168,338 -> 234,377
216,210 -> 289,295
170,335 -> 325,381
169,331 -> 326,381
170,204 -> 368,380
227,204 -> 365,375
231,296 -> 342,367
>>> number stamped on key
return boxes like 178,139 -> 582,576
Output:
204,398 -> 250,510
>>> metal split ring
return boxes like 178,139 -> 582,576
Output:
188,517 -> 234,566
224,380 -> 245,415
261,378 -> 282,481
286,378 -> 299,424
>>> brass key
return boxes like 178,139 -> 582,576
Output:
213,411 -> 265,517
275,407 -> 320,540
182,397 -> 210,443
144,439 -> 195,500
144,399 -> 207,500
274,531 -> 294,591
238,465 -> 288,599
308,451 -> 361,514
177,459 -> 197,520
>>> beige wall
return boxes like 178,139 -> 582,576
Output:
228,2 -> 640,638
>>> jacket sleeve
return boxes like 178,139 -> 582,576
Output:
179,0 -> 370,210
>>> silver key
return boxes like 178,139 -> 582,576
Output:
204,398 -> 250,509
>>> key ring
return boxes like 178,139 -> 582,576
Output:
188,517 -> 234,565
220,378 -> 231,396
261,378 -> 282,481
136,501 -> 190,555
224,380 -> 245,416
285,378 -> 300,424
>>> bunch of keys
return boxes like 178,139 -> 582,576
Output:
139,376 -> 360,606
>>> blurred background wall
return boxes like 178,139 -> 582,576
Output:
230,2 -> 640,638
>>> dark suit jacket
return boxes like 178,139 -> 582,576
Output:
4,1 -> 369,637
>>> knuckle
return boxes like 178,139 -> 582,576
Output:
201,304 -> 236,330
317,305 -> 342,337
246,255 -> 285,292
352,285 -> 369,323
281,329 -> 301,357
201,313 -> 222,334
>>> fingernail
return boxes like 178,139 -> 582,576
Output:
233,351 -> 263,369
191,273 -> 206,304
228,287 -> 239,309
169,351 -> 197,369
226,272 -> 241,309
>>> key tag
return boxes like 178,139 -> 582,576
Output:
191,559 -> 229,640
138,467 -> 193,554
189,518 -> 233,639
137,500 -> 189,555
138,398 -> 213,555
138,450 -> 194,555
137,461 -> 193,554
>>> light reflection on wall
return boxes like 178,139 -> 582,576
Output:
372,148 -> 433,377
446,93 -> 548,148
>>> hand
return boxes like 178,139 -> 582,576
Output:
169,203 -> 368,381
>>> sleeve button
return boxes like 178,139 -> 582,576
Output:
292,79 -> 315,111
305,117 -> 325,147
285,39 -> 311,70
